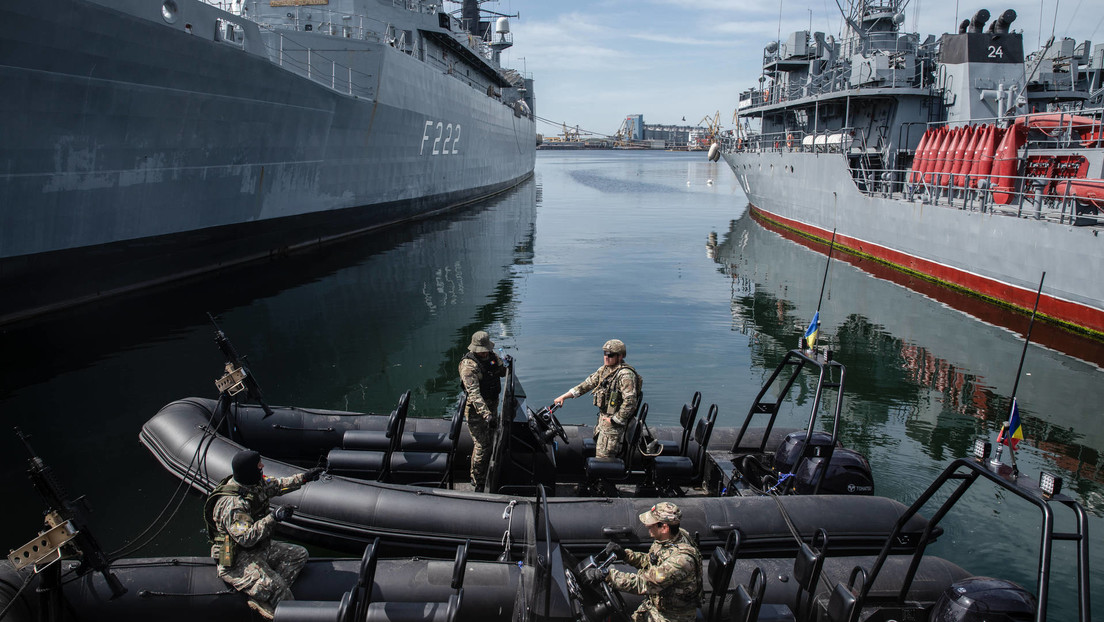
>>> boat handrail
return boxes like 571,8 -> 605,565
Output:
843,164 -> 1104,228
730,348 -> 846,495
858,457 -> 1091,622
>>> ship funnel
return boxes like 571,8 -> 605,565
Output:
988,9 -> 1016,33
968,9 -> 990,33
959,19 -> 970,34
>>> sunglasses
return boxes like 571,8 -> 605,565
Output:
603,351 -> 618,357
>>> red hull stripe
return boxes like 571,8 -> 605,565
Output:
750,206 -> 1104,338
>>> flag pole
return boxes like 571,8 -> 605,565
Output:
992,272 -> 1046,474
814,229 -> 837,317
802,230 -> 836,352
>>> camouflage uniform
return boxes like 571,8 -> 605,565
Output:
206,471 -> 309,617
459,331 -> 507,490
569,361 -> 642,458
607,503 -> 702,622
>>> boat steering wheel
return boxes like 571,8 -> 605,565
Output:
564,561 -> 627,622
529,403 -> 568,446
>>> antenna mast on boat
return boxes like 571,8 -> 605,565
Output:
991,272 -> 1045,476
802,230 -> 837,352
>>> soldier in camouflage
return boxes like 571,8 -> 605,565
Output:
458,330 -> 508,492
554,339 -> 642,458
586,502 -> 703,622
204,450 -> 324,619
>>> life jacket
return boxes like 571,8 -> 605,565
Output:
461,351 -> 502,400
593,363 -> 643,416
204,476 -> 270,565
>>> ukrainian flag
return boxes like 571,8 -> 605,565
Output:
996,398 -> 1024,450
803,311 -> 820,349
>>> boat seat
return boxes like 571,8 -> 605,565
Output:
389,396 -> 466,487
701,529 -> 741,622
792,529 -> 828,622
658,392 -> 701,457
326,407 -> 404,480
341,391 -> 411,451
651,404 -> 717,493
584,404 -> 649,486
355,538 -> 381,622
363,540 -> 468,622
727,566 -> 766,622
273,591 -> 352,622
825,566 -> 866,622
388,451 -> 450,480
272,538 -> 378,622
326,448 -> 387,478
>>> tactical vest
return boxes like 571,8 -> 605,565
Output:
593,363 -> 642,416
461,352 -> 502,401
204,476 -> 269,566
653,530 -> 704,614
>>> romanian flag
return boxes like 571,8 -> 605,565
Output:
996,398 -> 1024,450
804,311 -> 820,349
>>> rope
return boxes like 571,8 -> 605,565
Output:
500,500 -> 518,558
109,398 -> 223,560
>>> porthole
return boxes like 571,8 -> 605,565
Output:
162,0 -> 178,23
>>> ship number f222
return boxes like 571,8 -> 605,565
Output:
421,120 -> 461,156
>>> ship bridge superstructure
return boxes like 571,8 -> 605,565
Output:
202,0 -> 532,112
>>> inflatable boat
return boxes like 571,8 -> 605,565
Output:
141,346 -> 925,559
197,319 -> 876,498
6,452 -> 1085,622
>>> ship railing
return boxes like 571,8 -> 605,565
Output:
265,31 -> 377,98
847,166 -> 1104,227
253,10 -> 395,44
728,129 -> 866,154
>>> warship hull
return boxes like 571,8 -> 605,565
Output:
724,149 -> 1104,336
0,0 -> 535,324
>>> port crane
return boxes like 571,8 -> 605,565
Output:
698,111 -> 722,146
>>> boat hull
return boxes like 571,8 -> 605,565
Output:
140,399 -> 932,559
723,150 -> 1104,336
0,0 -> 535,324
0,550 -> 968,622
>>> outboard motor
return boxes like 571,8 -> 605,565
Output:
773,431 -> 837,473
967,9 -> 990,33
773,432 -> 874,495
929,577 -> 1036,622
792,447 -> 874,495
988,9 -> 1016,33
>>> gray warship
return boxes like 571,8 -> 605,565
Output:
722,0 -> 1104,338
0,0 -> 535,325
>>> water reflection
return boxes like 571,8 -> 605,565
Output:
0,179 -> 538,554
708,210 -> 1104,508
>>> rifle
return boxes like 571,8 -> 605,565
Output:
9,428 -> 126,599
207,312 -> 273,417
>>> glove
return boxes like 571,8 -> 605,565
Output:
304,467 -> 325,482
603,541 -> 625,560
273,505 -> 295,522
582,567 -> 607,585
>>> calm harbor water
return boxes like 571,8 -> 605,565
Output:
1,151 -> 1100,618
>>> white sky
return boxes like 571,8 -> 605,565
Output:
488,0 -> 1104,138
